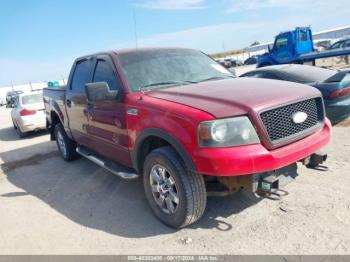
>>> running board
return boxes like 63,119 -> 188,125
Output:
76,146 -> 139,180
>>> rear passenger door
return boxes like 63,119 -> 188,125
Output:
66,58 -> 94,145
85,55 -> 131,166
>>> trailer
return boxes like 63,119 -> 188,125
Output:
257,27 -> 350,68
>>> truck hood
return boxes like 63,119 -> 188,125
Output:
147,78 -> 321,118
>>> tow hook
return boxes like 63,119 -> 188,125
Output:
255,174 -> 289,200
303,151 -> 328,171
254,189 -> 289,201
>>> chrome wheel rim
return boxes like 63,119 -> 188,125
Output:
57,131 -> 67,157
149,164 -> 179,215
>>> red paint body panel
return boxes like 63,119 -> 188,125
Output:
148,78 -> 320,119
125,93 -> 214,152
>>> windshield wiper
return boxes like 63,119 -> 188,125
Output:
197,76 -> 235,83
139,80 -> 197,93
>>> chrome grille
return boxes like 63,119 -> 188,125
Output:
260,98 -> 324,144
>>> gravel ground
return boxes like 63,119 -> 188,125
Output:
0,106 -> 349,255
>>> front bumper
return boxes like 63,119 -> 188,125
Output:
192,119 -> 331,176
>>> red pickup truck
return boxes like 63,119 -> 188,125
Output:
44,48 -> 331,228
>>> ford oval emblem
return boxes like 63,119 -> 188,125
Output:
292,112 -> 308,124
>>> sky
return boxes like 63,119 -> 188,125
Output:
0,0 -> 350,86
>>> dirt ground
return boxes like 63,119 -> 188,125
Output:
0,106 -> 349,255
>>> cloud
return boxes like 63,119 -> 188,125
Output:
224,0 -> 348,13
135,0 -> 207,10
224,0 -> 298,12
114,20 -> 299,53
2,0 -> 349,86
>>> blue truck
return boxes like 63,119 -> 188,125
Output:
257,27 -> 350,68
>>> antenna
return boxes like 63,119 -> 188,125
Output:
133,9 -> 139,48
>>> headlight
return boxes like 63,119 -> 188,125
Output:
198,116 -> 260,147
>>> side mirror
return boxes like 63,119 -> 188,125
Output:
85,82 -> 118,102
268,45 -> 272,53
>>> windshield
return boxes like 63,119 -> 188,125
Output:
284,65 -> 336,83
21,93 -> 43,105
118,49 -> 234,92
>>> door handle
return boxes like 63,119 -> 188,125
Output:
66,99 -> 72,107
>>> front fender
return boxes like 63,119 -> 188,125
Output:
131,128 -> 196,173
257,56 -> 275,67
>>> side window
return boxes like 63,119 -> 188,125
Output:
71,60 -> 93,92
93,59 -> 122,91
275,37 -> 289,49
264,73 -> 282,80
298,31 -> 308,41
345,41 -> 350,48
331,41 -> 344,49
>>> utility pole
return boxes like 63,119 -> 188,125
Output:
11,81 -> 14,91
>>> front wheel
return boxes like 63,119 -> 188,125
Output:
54,123 -> 79,161
143,147 -> 207,228
17,127 -> 27,138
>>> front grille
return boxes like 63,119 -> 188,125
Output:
260,98 -> 324,144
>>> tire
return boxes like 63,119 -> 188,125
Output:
17,127 -> 26,138
143,146 -> 206,228
54,123 -> 79,161
12,118 -> 17,130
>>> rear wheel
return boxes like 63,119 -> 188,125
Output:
143,146 -> 207,228
54,123 -> 79,161
17,127 -> 27,138
12,118 -> 17,130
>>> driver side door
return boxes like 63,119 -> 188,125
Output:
273,33 -> 293,63
85,55 -> 131,166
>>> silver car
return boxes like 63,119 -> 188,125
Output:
11,91 -> 46,137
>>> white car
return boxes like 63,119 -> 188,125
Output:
11,91 -> 46,137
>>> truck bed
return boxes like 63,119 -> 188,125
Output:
43,86 -> 67,129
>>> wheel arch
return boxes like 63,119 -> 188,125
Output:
132,128 -> 196,174
49,110 -> 61,140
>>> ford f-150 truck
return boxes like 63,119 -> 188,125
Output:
44,48 -> 331,228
